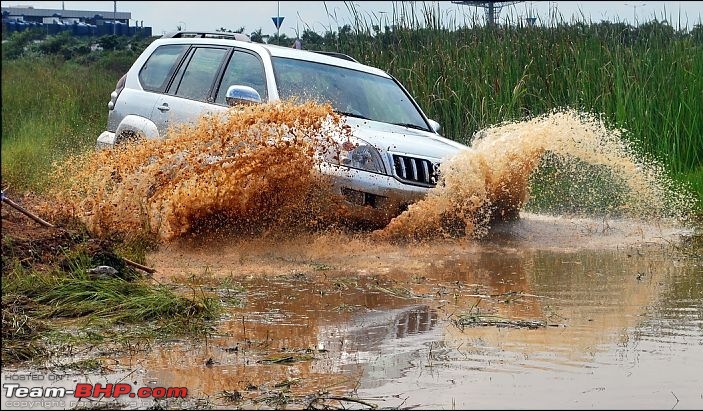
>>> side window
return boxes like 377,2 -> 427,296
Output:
215,51 -> 268,105
173,47 -> 228,102
139,44 -> 188,92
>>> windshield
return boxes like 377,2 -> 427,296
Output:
271,57 -> 429,131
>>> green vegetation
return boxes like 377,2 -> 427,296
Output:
1,31 -> 153,191
525,154 -> 629,215
1,241 -> 220,364
300,8 -> 703,209
2,56 -> 113,191
1,9 -> 701,208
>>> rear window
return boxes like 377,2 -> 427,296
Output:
139,44 -> 188,92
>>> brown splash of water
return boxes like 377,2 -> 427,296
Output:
47,106 -> 693,243
377,109 -> 694,241
47,101 -> 348,240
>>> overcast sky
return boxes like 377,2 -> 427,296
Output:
2,1 -> 702,35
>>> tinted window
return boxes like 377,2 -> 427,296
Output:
272,57 -> 428,130
215,51 -> 268,105
174,47 -> 228,102
139,44 -> 188,92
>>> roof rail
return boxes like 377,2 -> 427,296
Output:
162,31 -> 251,42
311,51 -> 359,63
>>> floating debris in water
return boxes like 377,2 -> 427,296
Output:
453,313 -> 548,329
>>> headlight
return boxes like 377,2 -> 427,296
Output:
324,138 -> 386,174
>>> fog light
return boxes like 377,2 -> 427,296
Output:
341,188 -> 384,208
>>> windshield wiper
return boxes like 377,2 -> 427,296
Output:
391,122 -> 428,131
334,110 -> 370,120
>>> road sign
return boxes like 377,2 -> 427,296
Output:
272,16 -> 284,29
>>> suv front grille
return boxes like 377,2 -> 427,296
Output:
392,155 -> 440,187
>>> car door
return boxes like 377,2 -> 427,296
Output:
151,46 -> 230,137
115,43 -> 189,136
212,49 -> 269,106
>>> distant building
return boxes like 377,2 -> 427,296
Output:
1,6 -> 152,37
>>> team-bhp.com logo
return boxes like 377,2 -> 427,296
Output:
4,378 -> 187,408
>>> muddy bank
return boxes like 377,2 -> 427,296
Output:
1,193 -> 217,369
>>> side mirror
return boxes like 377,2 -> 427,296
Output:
428,119 -> 441,134
225,85 -> 262,106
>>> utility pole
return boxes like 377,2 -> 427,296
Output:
526,1 -> 536,26
624,2 -> 646,26
378,10 -> 387,32
113,1 -> 117,35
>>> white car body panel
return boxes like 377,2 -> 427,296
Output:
98,33 -> 470,222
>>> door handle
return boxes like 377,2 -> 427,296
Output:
157,103 -> 170,112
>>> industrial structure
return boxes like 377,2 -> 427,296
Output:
1,5 -> 151,36
452,1 -> 524,26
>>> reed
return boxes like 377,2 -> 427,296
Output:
2,10 -> 701,207
322,7 -> 701,203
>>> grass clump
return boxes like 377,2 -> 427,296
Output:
1,293 -> 47,363
1,241 -> 220,365
7,271 -> 217,323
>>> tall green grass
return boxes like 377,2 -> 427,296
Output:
309,7 -> 702,207
1,56 -> 117,191
1,10 -> 701,208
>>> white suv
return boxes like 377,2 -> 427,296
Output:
97,32 -> 468,222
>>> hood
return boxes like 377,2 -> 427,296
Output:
344,117 -> 468,161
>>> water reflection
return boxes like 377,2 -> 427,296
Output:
106,222 -> 702,408
360,246 -> 702,408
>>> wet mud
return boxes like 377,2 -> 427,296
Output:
3,105 -> 701,409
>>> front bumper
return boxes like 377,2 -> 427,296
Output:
316,163 -> 432,225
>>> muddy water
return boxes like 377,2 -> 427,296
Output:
45,101 -> 348,239
48,104 -> 694,242
3,223 -> 700,410
116,215 -> 698,409
17,105 -> 699,409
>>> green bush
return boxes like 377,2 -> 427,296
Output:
1,28 -> 45,59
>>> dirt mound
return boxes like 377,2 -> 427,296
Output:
1,193 -> 131,276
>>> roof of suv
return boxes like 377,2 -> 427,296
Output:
157,31 -> 390,78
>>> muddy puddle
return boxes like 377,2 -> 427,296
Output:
142,216 -> 701,409
4,104 -> 701,409
3,216 -> 700,409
